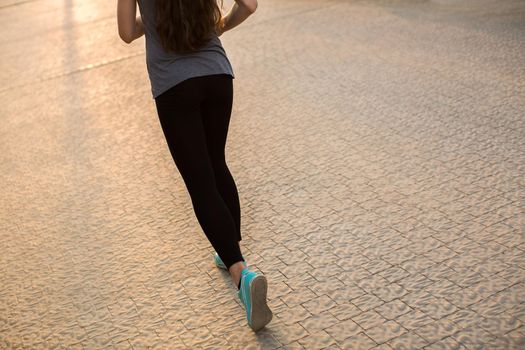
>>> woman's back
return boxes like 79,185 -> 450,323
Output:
136,0 -> 234,99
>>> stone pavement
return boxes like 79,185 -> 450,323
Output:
1,0 -> 524,348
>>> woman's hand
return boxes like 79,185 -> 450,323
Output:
220,0 -> 258,36
117,0 -> 144,44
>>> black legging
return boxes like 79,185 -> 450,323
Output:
154,74 -> 244,270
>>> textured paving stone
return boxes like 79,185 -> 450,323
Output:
387,331 -> 429,350
325,318 -> 363,342
296,330 -> 336,350
298,310 -> 339,334
374,299 -> 413,321
1,0 -> 524,348
413,317 -> 462,344
365,320 -> 408,345
338,332 -> 377,350
396,310 -> 435,332
423,336 -> 466,350
268,322 -> 309,346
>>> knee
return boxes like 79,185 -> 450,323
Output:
174,160 -> 210,187
211,159 -> 230,179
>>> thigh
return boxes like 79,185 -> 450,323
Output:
201,75 -> 234,165
154,79 -> 217,190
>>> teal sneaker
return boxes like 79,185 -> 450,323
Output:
237,268 -> 273,332
214,252 -> 247,270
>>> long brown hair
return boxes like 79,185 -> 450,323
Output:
155,0 -> 224,54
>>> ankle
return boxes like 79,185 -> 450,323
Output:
229,261 -> 246,289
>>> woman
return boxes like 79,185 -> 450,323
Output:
117,0 -> 272,332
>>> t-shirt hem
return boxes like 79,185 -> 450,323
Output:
151,72 -> 235,99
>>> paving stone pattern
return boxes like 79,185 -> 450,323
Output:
1,0 -> 524,349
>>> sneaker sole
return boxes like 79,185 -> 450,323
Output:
248,275 -> 273,331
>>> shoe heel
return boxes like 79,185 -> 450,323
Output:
249,275 -> 273,331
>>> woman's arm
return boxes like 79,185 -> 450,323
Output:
117,0 -> 145,44
219,0 -> 258,36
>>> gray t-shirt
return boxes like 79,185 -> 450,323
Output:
137,0 -> 235,99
